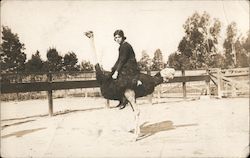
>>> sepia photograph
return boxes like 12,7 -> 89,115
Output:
1,0 -> 249,157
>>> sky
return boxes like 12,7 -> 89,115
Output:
1,0 -> 249,70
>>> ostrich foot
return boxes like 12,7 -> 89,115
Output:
119,104 -> 126,109
128,129 -> 142,141
115,103 -> 127,109
115,99 -> 127,108
115,102 -> 122,108
133,135 -> 139,142
133,129 -> 141,141
119,100 -> 128,110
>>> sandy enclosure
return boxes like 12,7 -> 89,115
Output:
1,97 -> 249,157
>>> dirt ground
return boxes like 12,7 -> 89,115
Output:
1,97 -> 249,158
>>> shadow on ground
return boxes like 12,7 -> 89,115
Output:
1,107 -> 104,122
1,127 -> 46,139
130,120 -> 198,141
1,107 -> 104,130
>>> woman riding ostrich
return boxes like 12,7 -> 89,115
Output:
111,29 -> 142,109
84,31 -> 175,140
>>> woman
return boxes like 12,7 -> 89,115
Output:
111,29 -> 140,109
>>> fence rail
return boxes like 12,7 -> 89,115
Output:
1,80 -> 98,93
1,76 -> 210,94
209,67 -> 249,97
1,71 -> 211,116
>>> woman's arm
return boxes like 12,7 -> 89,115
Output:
113,44 -> 130,73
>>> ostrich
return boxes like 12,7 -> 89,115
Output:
84,31 -> 175,140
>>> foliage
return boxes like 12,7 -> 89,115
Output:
235,31 -> 250,67
206,53 -> 226,68
223,22 -> 238,68
80,60 -> 94,71
168,51 -> 191,70
44,47 -> 63,72
234,36 -> 249,67
242,31 -> 250,52
168,50 -> 226,70
175,12 -> 222,69
151,49 -> 165,71
0,26 -> 26,73
178,37 -> 192,57
63,52 -> 79,71
25,51 -> 44,72
176,13 -> 248,69
137,50 -> 152,71
236,50 -> 249,67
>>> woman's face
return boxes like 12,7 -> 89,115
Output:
114,35 -> 123,44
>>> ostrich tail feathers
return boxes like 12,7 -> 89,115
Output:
160,68 -> 175,82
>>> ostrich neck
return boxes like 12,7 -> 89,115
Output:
89,37 -> 99,65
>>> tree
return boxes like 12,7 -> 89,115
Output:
137,50 -> 152,71
168,52 -> 181,70
63,52 -> 79,71
206,53 -> 226,68
151,49 -> 164,71
237,30 -> 250,67
45,48 -> 63,72
80,60 -> 94,71
234,32 -> 249,67
242,31 -> 250,52
25,51 -> 44,72
223,22 -> 238,68
209,18 -> 221,52
168,51 -> 191,70
178,37 -> 192,57
177,12 -> 222,69
0,26 -> 26,73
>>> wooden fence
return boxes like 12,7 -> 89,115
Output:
208,67 -> 249,98
1,71 -> 210,116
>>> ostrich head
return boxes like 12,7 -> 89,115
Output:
84,31 -> 94,39
159,67 -> 175,82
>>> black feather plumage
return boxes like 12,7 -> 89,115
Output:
95,64 -> 163,100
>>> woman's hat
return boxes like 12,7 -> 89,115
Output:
113,29 -> 126,40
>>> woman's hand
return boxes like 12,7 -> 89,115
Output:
112,71 -> 118,79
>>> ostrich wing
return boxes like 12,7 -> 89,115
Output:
95,64 -> 162,100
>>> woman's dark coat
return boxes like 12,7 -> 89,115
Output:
111,41 -> 140,91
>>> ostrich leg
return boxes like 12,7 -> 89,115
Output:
124,89 -> 140,141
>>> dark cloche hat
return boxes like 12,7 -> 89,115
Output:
113,29 -> 127,40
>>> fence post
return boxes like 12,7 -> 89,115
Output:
47,72 -> 53,116
15,73 -> 20,101
182,69 -> 187,98
84,89 -> 88,98
232,83 -> 237,97
64,72 -> 68,96
217,68 -> 222,98
206,70 -> 211,96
